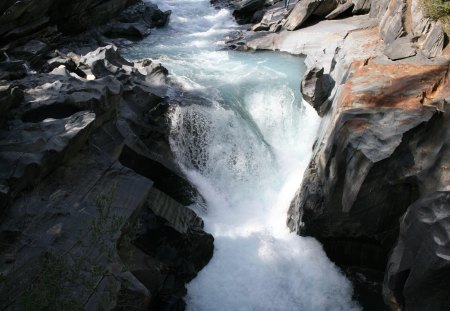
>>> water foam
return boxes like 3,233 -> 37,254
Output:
124,1 -> 361,310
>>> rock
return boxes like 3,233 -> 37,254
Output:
301,66 -> 335,116
104,22 -> 151,40
383,192 -> 450,311
118,1 -> 171,28
252,22 -> 270,31
232,0 -> 266,25
0,60 -> 28,81
325,1 -> 354,19
260,6 -> 288,26
313,0 -> 340,17
380,0 -> 406,44
369,0 -> 390,18
384,37 -> 417,60
10,40 -> 49,59
421,21 -> 445,59
288,60 -> 450,271
352,0 -> 372,14
411,0 -> 432,38
0,83 -> 23,126
123,187 -> 213,310
283,0 -> 322,31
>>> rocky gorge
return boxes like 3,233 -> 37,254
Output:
0,0 -> 449,310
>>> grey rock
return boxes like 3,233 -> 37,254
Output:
0,60 -> 28,81
383,191 -> 450,311
117,1 -> 171,28
384,37 -> 417,60
369,0 -> 390,19
314,0 -> 340,17
232,0 -> 266,24
326,2 -> 354,19
0,83 -> 23,126
104,22 -> 151,40
380,0 -> 406,44
301,66 -> 335,116
288,106 -> 439,272
422,21 -> 445,59
283,0 -> 321,31
352,0 -> 372,14
251,22 -> 271,31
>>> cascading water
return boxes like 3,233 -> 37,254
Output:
125,0 -> 361,310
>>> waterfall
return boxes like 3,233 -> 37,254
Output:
124,0 -> 360,310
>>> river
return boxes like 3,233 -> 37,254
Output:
124,0 -> 360,310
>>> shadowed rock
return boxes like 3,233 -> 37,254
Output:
383,191 -> 450,311
301,66 -> 335,116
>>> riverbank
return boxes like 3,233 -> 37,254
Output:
0,1 -> 216,310
223,0 -> 450,310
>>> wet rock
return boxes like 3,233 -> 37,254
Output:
301,66 -> 335,116
233,0 -> 266,25
380,0 -> 406,44
421,21 -> 445,59
325,2 -> 355,19
383,191 -> 450,311
384,37 -> 417,60
283,0 -> 321,31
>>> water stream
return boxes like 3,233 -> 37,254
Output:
124,0 -> 360,310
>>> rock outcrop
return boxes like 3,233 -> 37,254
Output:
383,191 -> 450,311
0,2 -> 211,310
227,0 -> 450,309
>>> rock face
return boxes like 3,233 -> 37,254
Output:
300,66 -> 334,116
0,0 -> 171,47
232,0 -> 266,24
0,3 -> 211,310
383,191 -> 450,311
283,0 -> 322,31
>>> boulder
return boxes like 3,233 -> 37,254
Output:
325,1 -> 355,19
352,0 -> 372,14
232,0 -> 266,24
421,21 -> 445,59
104,22 -> 151,40
117,1 -> 171,28
0,83 -> 23,127
383,192 -> 450,311
384,37 -> 417,60
380,0 -> 406,44
313,0 -> 340,17
283,0 -> 322,31
369,0 -> 390,18
0,60 -> 28,81
301,66 -> 335,116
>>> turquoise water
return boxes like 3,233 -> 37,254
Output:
124,1 -> 360,310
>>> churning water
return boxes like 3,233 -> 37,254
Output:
125,0 -> 360,310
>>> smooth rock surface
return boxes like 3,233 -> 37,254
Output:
283,0 -> 321,31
